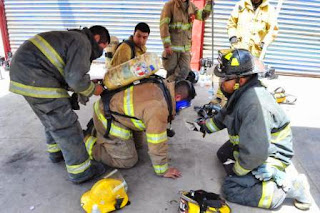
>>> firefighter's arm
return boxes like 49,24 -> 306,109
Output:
110,43 -> 132,67
227,3 -> 240,40
263,7 -> 279,47
192,0 -> 213,21
197,110 -> 226,134
233,104 -> 269,176
143,106 -> 180,178
63,36 -> 97,97
160,2 -> 172,49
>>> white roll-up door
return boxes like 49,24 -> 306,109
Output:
4,0 -> 167,56
203,0 -> 320,75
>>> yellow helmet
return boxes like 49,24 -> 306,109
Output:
81,178 -> 129,213
179,190 -> 231,213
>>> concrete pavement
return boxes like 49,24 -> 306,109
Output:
0,68 -> 319,213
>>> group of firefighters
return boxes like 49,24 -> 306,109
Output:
8,0 -> 312,211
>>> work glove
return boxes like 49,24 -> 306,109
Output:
78,94 -> 89,106
252,164 -> 286,187
229,36 -> 238,45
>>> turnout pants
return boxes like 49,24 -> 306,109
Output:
217,141 -> 287,209
162,51 -> 191,81
90,119 -> 143,169
24,97 -> 92,181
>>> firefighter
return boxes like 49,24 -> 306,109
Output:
198,49 -> 312,210
227,0 -> 278,58
160,0 -> 213,81
110,22 -> 150,67
9,26 -> 110,184
84,79 -> 196,179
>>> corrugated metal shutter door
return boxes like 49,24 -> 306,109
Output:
203,0 -> 320,75
4,0 -> 167,56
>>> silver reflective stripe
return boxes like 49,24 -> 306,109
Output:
229,135 -> 240,145
85,136 -> 97,160
206,118 -> 219,133
233,160 -> 251,176
110,123 -> 132,140
29,34 -> 65,76
79,81 -> 95,97
66,158 -> 91,175
146,131 -> 167,144
9,81 -> 70,98
153,163 -> 168,174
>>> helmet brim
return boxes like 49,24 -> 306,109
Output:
213,65 -> 226,78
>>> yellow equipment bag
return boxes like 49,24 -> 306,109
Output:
103,52 -> 161,90
179,190 -> 231,213
81,178 -> 129,213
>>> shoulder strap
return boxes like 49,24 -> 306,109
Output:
122,40 -> 136,59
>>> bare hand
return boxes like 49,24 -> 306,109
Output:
165,46 -> 173,55
163,167 -> 181,179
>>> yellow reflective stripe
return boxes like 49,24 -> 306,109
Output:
162,36 -> 171,44
123,86 -> 145,130
29,35 -> 65,76
47,144 -> 61,153
160,17 -> 171,26
229,135 -> 240,145
85,136 -> 97,160
146,131 -> 167,144
9,81 -> 70,98
271,124 -> 291,143
110,123 -> 132,140
265,157 -> 287,170
233,160 -> 251,176
258,181 -> 274,209
169,22 -> 192,30
171,45 -> 191,52
79,81 -> 95,97
66,158 -> 91,175
94,101 -> 108,129
153,163 -> 168,174
206,118 -> 219,133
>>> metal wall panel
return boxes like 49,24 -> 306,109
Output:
4,0 -> 167,58
203,0 -> 320,75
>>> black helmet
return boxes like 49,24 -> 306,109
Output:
214,49 -> 265,79
186,71 -> 199,84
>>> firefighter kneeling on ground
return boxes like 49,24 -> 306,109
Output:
197,49 -> 312,210
84,78 -> 196,179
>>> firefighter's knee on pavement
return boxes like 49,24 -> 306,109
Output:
110,156 -> 138,169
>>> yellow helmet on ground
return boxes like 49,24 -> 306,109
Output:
179,190 -> 231,213
81,178 -> 129,213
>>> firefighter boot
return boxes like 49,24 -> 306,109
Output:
287,174 -> 312,210
71,161 -> 107,184
49,151 -> 64,163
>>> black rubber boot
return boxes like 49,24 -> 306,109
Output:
49,151 -> 64,163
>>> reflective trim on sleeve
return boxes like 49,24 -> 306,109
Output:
29,34 -> 65,76
258,181 -> 274,209
146,131 -> 167,144
47,143 -> 61,153
9,81 -> 70,98
79,81 -> 95,97
206,118 -> 220,133
85,136 -> 97,160
66,158 -> 91,175
196,10 -> 204,20
123,86 -> 146,130
204,3 -> 212,12
110,123 -> 132,140
94,101 -> 108,129
160,17 -> 171,26
229,135 -> 240,145
153,163 -> 168,175
233,160 -> 251,176
271,124 -> 291,144
162,36 -> 171,44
